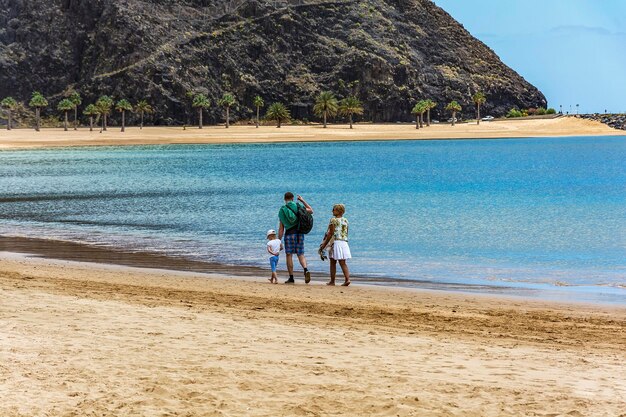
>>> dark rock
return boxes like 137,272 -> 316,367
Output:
580,114 -> 626,131
0,0 -> 547,125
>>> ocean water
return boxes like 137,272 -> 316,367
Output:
0,137 -> 625,302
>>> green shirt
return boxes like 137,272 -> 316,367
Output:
278,201 -> 300,230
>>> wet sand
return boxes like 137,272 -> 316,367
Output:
1,117 -> 624,149
0,235 -> 264,277
1,253 -> 625,416
0,235 -> 598,300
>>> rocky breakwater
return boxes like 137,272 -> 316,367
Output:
580,114 -> 626,131
0,0 -> 547,124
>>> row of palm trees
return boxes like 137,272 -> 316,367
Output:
85,95 -> 153,132
1,90 -> 488,131
411,93 -> 486,129
0,91 -> 154,132
190,92 -> 365,129
311,91 -> 364,129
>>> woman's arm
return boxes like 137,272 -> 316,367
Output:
319,223 -> 335,250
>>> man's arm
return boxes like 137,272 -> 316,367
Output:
278,221 -> 285,240
297,195 -> 314,214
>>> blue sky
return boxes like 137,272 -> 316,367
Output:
434,0 -> 626,114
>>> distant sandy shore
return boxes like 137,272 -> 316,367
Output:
1,117 -> 624,149
1,254 -> 624,416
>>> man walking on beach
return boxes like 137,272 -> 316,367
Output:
278,192 -> 313,284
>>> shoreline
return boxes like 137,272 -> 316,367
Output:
1,235 -> 624,305
1,253 -> 625,415
1,117 -> 624,149
3,249 -> 626,313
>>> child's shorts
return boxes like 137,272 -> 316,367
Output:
269,255 -> 279,272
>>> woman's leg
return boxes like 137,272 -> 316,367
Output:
338,260 -> 350,285
328,259 -> 337,285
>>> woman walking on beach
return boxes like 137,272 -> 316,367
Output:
319,204 -> 351,286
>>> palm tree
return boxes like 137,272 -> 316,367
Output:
253,95 -> 264,128
265,102 -> 290,128
472,92 -> 486,125
411,101 -> 427,130
192,94 -> 210,129
57,99 -> 74,131
95,96 -> 114,131
313,91 -> 338,128
1,97 -> 17,130
425,99 -> 437,126
218,93 -> 236,128
134,100 -> 153,129
116,99 -> 133,132
68,91 -> 82,130
83,104 -> 98,132
411,102 -> 420,130
339,96 -> 364,129
29,91 -> 48,132
445,101 -> 462,126
419,102 -> 428,127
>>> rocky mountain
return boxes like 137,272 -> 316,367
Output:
0,0 -> 547,125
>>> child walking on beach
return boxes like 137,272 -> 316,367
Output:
319,204 -> 351,286
266,229 -> 282,284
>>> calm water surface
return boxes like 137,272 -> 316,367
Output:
0,137 -> 624,302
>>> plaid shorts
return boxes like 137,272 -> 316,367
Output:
283,233 -> 305,255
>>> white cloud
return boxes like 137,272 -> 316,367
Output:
549,25 -> 625,37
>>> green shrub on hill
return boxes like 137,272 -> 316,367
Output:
507,108 -> 523,118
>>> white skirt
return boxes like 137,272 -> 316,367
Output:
330,240 -> 352,260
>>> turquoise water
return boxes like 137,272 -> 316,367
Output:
0,137 -> 625,302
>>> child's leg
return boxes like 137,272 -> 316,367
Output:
328,259 -> 337,285
338,260 -> 350,285
270,256 -> 279,283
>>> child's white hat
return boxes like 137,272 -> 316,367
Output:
266,229 -> 277,238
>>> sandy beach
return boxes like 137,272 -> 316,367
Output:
1,254 -> 625,416
0,117 -> 624,149
1,115 -> 625,416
